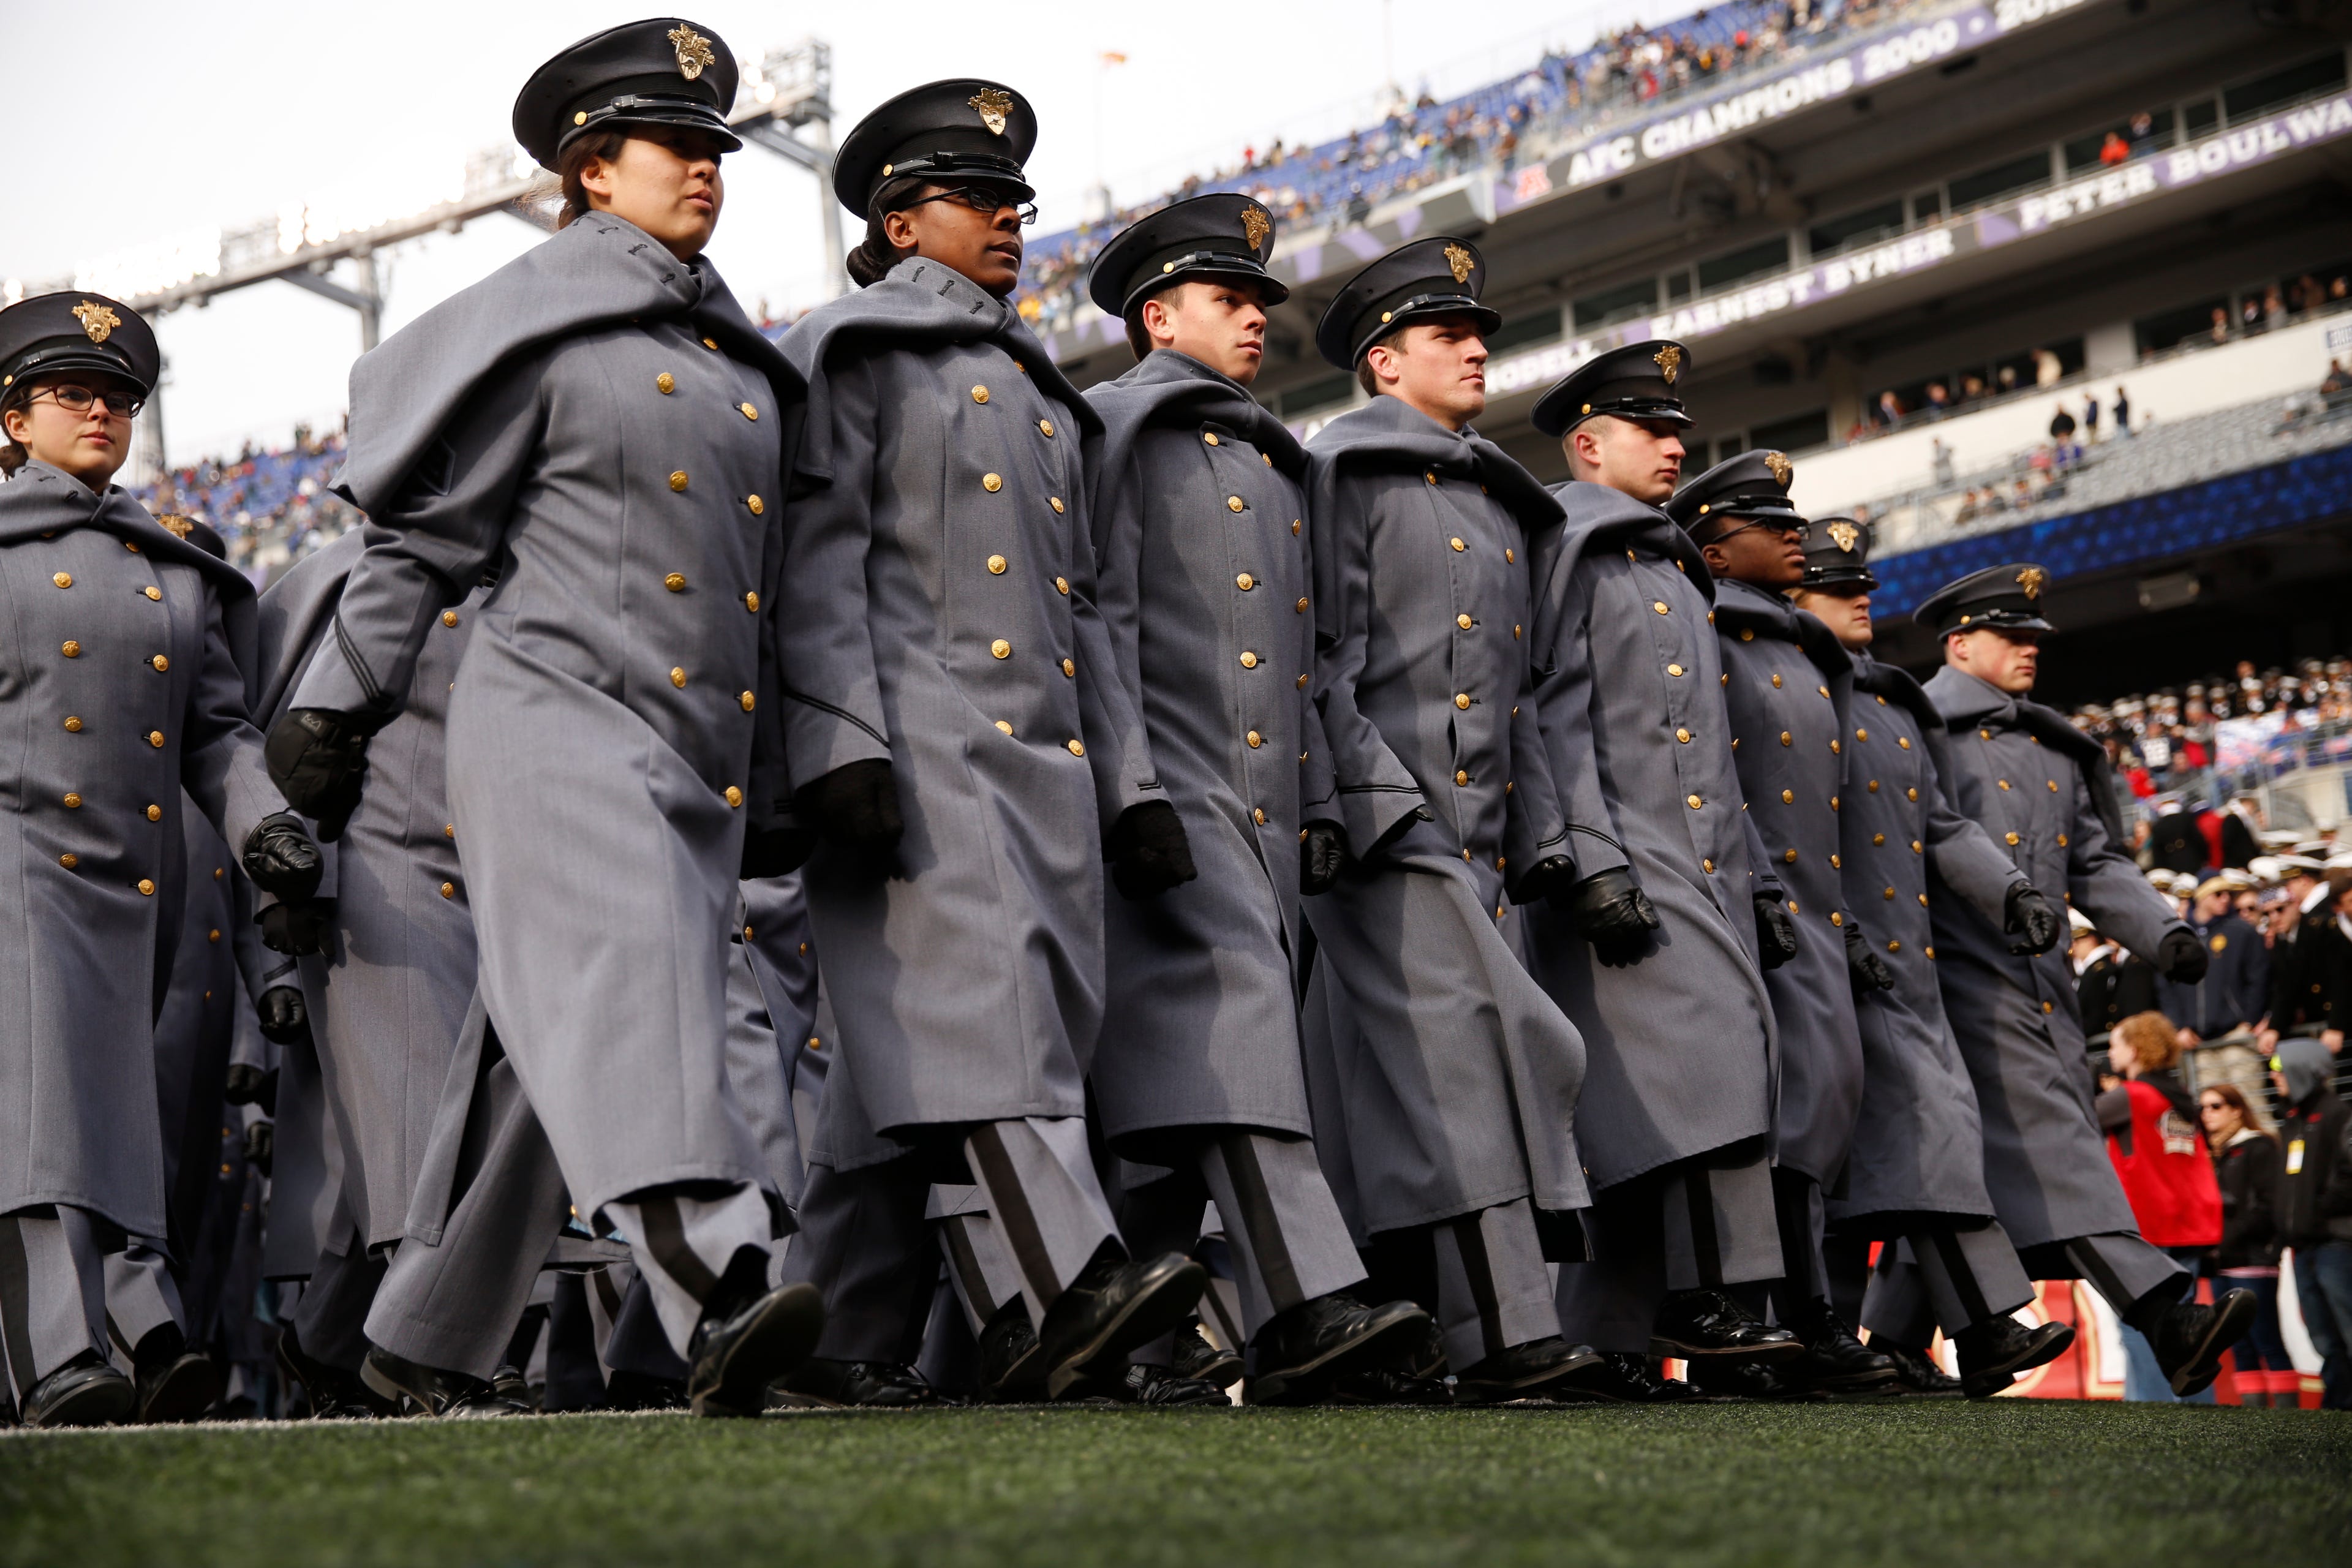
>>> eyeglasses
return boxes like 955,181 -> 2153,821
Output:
2199,1099 -> 2228,1111
905,186 -> 1038,226
1709,518 -> 1804,543
30,383 -> 146,419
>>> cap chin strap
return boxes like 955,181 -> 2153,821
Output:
1349,292 -> 1491,363
1120,254 -> 1272,314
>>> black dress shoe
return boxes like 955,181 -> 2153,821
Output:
21,1352 -> 135,1428
685,1276 -> 826,1419
1649,1289 -> 1803,1363
774,1358 -> 954,1409
1321,1366 -> 1453,1405
135,1351 -> 224,1423
977,1298 -> 1046,1401
1104,1363 -> 1231,1406
1686,1357 -> 1823,1403
1557,1351 -> 1709,1404
277,1329 -> 398,1420
1248,1294 -> 1431,1406
1877,1341 -> 1966,1398
1172,1324 -> 1242,1389
1777,1303 -> 1898,1393
605,1370 -> 690,1411
491,1363 -> 537,1413
361,1346 -> 535,1419
2147,1289 -> 2256,1397
1453,1336 -> 1602,1404
1035,1251 -> 1206,1399
1954,1316 -> 2074,1399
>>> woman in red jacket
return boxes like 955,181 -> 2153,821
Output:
2101,1012 -> 2225,1401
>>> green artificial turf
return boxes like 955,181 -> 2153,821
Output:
1,1402 -> 2345,1568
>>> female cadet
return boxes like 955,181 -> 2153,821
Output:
0,293 -> 322,1427
265,18 -> 821,1419
772,80 -> 1209,1401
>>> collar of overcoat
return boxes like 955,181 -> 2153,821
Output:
780,255 -> 1099,491
1713,575 -> 1847,680
331,214 -> 799,517
1304,393 -> 1564,542
1926,663 -> 2125,842
0,459 -> 260,701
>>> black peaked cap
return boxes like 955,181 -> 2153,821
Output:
513,18 -> 742,172
834,78 -> 1037,216
1798,516 -> 1877,590
1087,193 -> 1288,317
1913,562 -> 2057,636
1664,448 -> 1804,535
0,292 -> 159,399
1532,338 -> 1693,436
1313,235 -> 1498,370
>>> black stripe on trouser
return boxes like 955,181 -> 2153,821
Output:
635,1196 -> 723,1306
1216,1134 -> 1304,1313
966,1124 -> 1063,1310
591,1265 -> 625,1321
1927,1229 -> 1993,1329
1450,1213 -> 1506,1362
1770,1173 -> 1817,1294
2065,1237 -> 2133,1317
0,1219 -> 38,1400
104,1310 -> 130,1362
940,1217 -> 998,1324
1683,1168 -> 1725,1289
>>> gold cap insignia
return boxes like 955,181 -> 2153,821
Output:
1241,205 -> 1272,252
156,514 -> 194,540
969,88 -> 1013,136
1763,450 -> 1792,487
1442,243 -> 1474,285
2016,566 -> 2046,600
667,24 -> 716,81
1653,343 -> 1681,385
1826,519 -> 1859,553
72,301 -> 121,345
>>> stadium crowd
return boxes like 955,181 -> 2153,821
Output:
4,20 -> 2345,1441
140,430 -> 360,584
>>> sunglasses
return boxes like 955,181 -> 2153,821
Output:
2199,1099 -> 2228,1111
30,383 -> 146,419
905,186 -> 1039,226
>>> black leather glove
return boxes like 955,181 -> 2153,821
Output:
791,759 -> 903,873
255,985 -> 307,1045
1559,867 -> 1662,968
741,826 -> 816,880
265,708 -> 379,841
1300,820 -> 1348,896
2157,925 -> 2210,984
243,1120 -> 274,1178
1844,920 -> 1895,994
1754,894 -> 1800,971
2003,882 -> 2062,956
1516,854 -> 1577,904
1106,801 -> 1197,901
225,1062 -> 271,1107
260,899 -> 334,957
241,812 -> 324,902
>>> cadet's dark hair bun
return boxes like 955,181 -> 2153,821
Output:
845,213 -> 897,289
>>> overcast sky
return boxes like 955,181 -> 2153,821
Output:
4,1 -> 1679,466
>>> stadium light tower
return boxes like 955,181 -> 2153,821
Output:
739,39 -> 848,300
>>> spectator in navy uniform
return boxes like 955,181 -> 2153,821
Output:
2157,877 -> 2271,1051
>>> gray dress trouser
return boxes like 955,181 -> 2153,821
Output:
102,1240 -> 185,1362
1555,1147 -> 1781,1354
292,1226 -> 386,1373
0,1206 -> 109,1398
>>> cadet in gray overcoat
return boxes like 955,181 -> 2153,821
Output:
265,20 -> 824,1419
1297,237 -> 1597,1402
1081,195 -> 1428,1404
0,292 -> 322,1427
1916,562 -> 2254,1398
771,80 -> 1207,1401
1790,522 -> 2078,1398
1670,450 -> 1897,1394
1522,344 -> 1801,1401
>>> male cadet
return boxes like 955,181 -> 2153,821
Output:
1080,194 -> 1431,1403
1666,451 -> 1898,1395
1297,235 -> 1599,1401
2156,876 -> 2271,1054
1522,342 -> 1802,1403
1786,522 -> 2077,1398
1917,564 -> 2254,1396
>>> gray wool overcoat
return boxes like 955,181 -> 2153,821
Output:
291,215 -> 792,1222
774,258 -> 1160,1142
1828,654 -> 2022,1231
1522,483 -> 1778,1192
148,799 -> 244,1263
1714,578 -> 1866,1186
726,873 -> 820,1212
257,528 -> 477,1249
0,460 -> 285,1238
1083,349 -> 1330,1154
1296,396 -> 1588,1240
1924,666 -> 2191,1248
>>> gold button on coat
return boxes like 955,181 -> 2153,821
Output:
1061,658 -> 1074,677
1675,728 -> 1691,743
1246,731 -> 1263,748
62,793 -> 81,809
740,403 -> 758,420
51,572 -> 71,589
1506,549 -> 1515,564
1784,848 -> 1798,863
1667,663 -> 1684,676
1054,576 -> 1069,595
1456,771 -> 1471,786
146,804 -> 162,821
701,337 -> 718,350
138,879 -> 156,896
148,730 -> 164,747
982,473 -> 1003,492
990,639 -> 1011,659
1779,731 -> 1792,746
1297,597 -> 1310,613
987,554 -> 1008,575
58,853 -> 77,869
725,786 -> 744,807
144,586 -> 162,601
972,385 -> 990,403
995,720 -> 1014,735
669,471 -> 689,492
2005,832 -> 2021,845
666,573 -> 687,592
1450,537 -> 1466,551
1457,614 -> 1473,630
62,717 -> 81,732
1038,420 -> 1054,437
442,610 -> 459,627
1067,740 -> 1085,757
1253,807 -> 1267,824
1703,858 -> 1716,872
1239,651 -> 1258,669
61,641 -> 79,657
1296,674 -> 1308,689
744,592 -> 760,612
657,372 -> 675,393
747,496 -> 764,515
739,691 -> 755,712
1227,496 -> 1244,512
1050,497 -> 1065,513
1235,573 -> 1254,590
1202,432 -> 1218,445
1454,693 -> 1472,710
440,882 -> 456,899
1781,790 -> 1793,803
1688,794 -> 1703,809
669,666 -> 687,688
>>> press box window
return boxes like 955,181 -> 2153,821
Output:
1695,236 -> 1791,293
